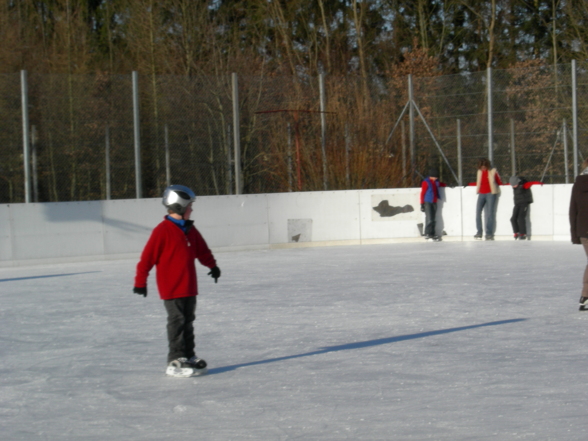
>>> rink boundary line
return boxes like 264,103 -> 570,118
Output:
0,235 -> 565,268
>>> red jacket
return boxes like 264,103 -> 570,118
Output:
134,217 -> 217,300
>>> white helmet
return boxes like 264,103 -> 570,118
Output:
162,185 -> 196,214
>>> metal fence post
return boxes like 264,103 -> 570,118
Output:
487,67 -> 494,164
132,71 -> 142,199
164,124 -> 170,187
31,125 -> 38,202
345,123 -> 351,188
510,118 -> 516,176
232,73 -> 242,195
21,70 -> 31,203
457,119 -> 462,186
401,120 -> 407,178
572,60 -> 579,178
563,119 -> 569,184
105,124 -> 111,200
226,123 -> 233,195
408,74 -> 415,185
319,73 -> 328,190
287,123 -> 293,192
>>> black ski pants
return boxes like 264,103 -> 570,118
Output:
164,296 -> 197,363
424,202 -> 437,237
510,203 -> 529,235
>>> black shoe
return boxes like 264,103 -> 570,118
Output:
166,357 -> 207,377
187,356 -> 207,370
474,234 -> 483,240
167,357 -> 207,370
485,235 -> 494,241
580,297 -> 588,311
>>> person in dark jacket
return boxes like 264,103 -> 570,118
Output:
420,167 -> 447,241
134,185 -> 221,376
509,176 -> 542,240
569,159 -> 588,310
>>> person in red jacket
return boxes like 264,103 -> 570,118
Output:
420,167 -> 446,241
133,185 -> 220,377
467,158 -> 503,240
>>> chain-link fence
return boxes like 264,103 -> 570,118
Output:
2,62 -> 588,203
409,63 -> 588,186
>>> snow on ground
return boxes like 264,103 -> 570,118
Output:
1,240 -> 587,441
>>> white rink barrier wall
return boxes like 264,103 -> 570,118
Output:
0,184 -> 574,266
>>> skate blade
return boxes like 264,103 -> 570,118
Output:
166,366 -> 209,377
191,367 -> 208,376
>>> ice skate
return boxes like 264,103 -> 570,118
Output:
579,297 -> 588,311
166,357 -> 208,377
518,234 -> 527,240
513,233 -> 519,240
474,234 -> 483,240
432,236 -> 442,242
485,235 -> 494,241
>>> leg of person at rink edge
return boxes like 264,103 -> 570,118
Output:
475,194 -> 487,237
581,238 -> 588,302
510,204 -> 521,237
424,202 -> 437,238
485,193 -> 497,237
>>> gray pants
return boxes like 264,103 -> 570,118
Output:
164,296 -> 197,363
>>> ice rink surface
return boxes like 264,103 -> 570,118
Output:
1,240 -> 588,441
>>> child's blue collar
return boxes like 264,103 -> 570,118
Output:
166,215 -> 188,232
166,215 -> 185,226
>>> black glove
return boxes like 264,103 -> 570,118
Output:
208,266 -> 221,283
420,204 -> 425,212
133,286 -> 147,297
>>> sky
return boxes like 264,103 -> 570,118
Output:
1,240 -> 587,441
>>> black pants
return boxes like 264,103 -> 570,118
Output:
424,202 -> 437,237
164,296 -> 197,363
510,203 -> 529,235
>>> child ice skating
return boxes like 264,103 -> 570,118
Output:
133,185 -> 221,377
420,167 -> 447,241
509,176 -> 542,240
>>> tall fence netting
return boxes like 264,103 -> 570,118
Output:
2,62 -> 588,203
